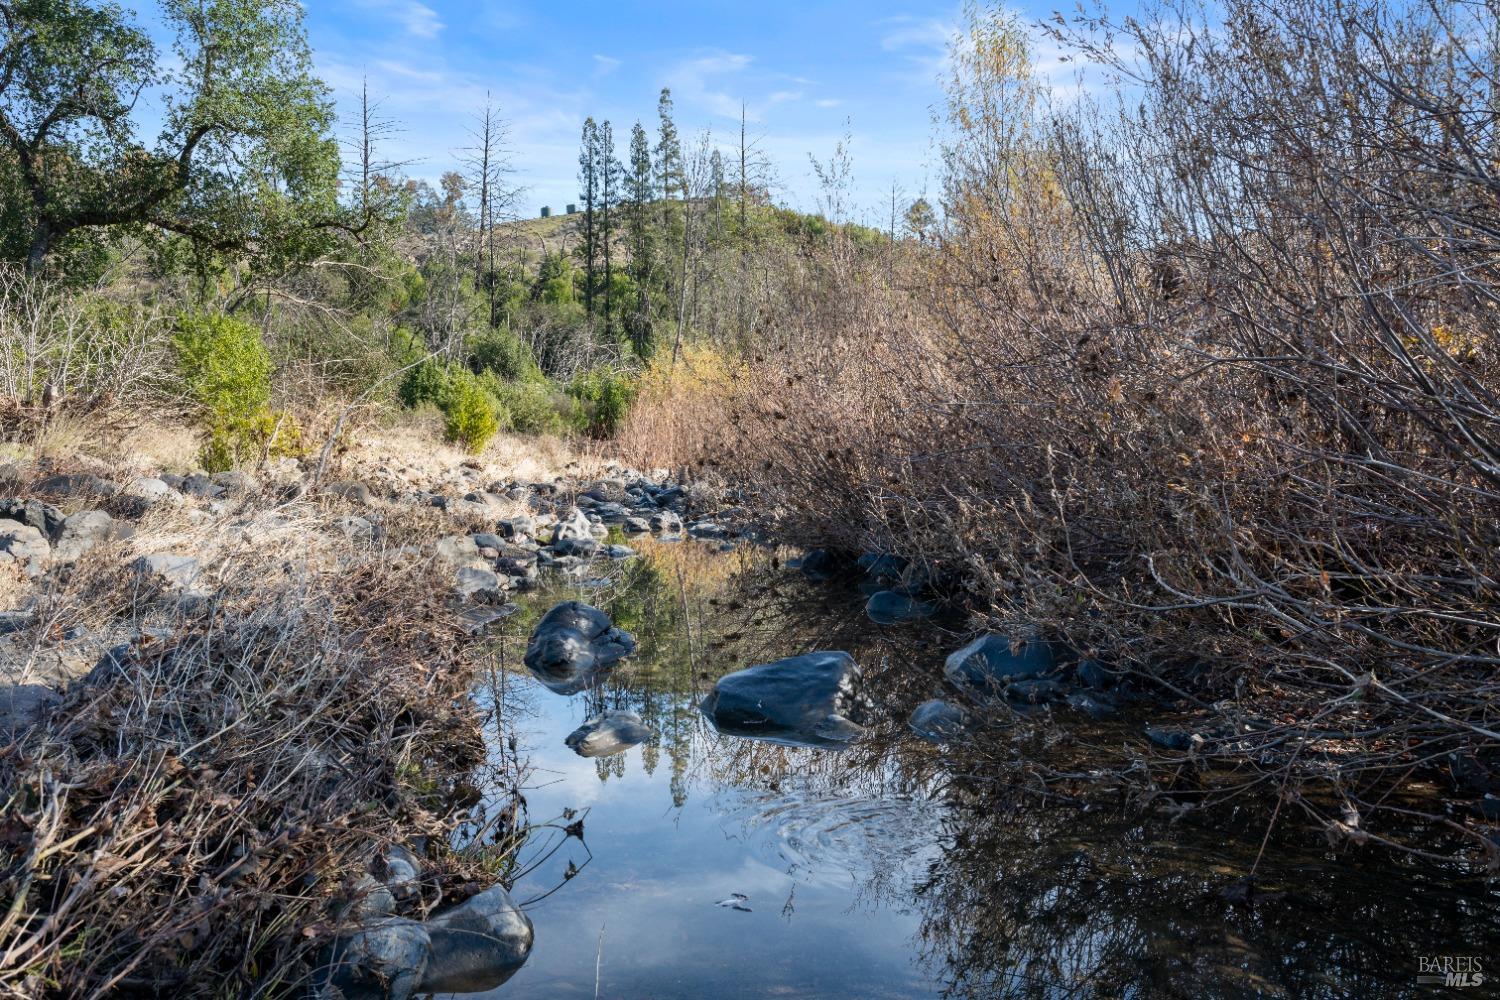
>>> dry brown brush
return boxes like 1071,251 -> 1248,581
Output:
624,0 -> 1500,860
0,502 -> 516,998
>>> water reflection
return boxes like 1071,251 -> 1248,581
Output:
463,538 -> 1500,999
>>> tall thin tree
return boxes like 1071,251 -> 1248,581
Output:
626,121 -> 655,356
598,120 -> 620,337
577,118 -> 600,315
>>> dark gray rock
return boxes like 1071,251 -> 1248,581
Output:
420,886 -> 534,994
1005,678 -> 1066,704
471,532 -> 505,551
32,473 -> 118,498
700,651 -> 867,749
865,590 -> 937,625
323,918 -> 429,1000
944,633 -> 1054,695
552,536 -> 599,558
688,521 -> 730,540
523,601 -> 637,695
455,566 -> 504,602
605,544 -> 636,560
621,516 -> 652,534
593,501 -> 632,524
0,498 -> 64,540
909,699 -> 969,744
564,709 -> 655,757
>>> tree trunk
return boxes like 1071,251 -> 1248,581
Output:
25,222 -> 53,275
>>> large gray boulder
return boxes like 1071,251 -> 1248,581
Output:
523,601 -> 636,695
700,651 -> 867,749
943,633 -> 1054,696
564,709 -> 655,757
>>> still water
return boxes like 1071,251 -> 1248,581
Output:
461,537 -> 1500,999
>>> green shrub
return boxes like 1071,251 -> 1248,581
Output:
173,312 -> 272,421
397,357 -> 450,409
480,372 -> 568,436
469,326 -> 538,381
566,366 -> 637,438
172,312 -> 297,470
441,369 -> 503,452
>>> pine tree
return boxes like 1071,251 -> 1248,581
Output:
598,120 -> 620,337
654,90 -> 685,312
577,118 -> 599,315
626,121 -> 656,356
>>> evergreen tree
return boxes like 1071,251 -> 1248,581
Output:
598,120 -> 620,337
654,90 -> 685,311
577,118 -> 599,315
626,121 -> 656,356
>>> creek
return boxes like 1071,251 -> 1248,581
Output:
459,536 -> 1499,999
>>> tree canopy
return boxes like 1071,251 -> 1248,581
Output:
0,0 -> 345,276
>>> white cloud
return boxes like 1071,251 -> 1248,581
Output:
593,54 -> 623,77
352,0 -> 444,39
815,98 -> 842,108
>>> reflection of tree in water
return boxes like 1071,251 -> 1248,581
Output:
911,786 -> 1500,999
491,542 -> 1498,996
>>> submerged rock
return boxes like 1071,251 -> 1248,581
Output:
564,709 -> 655,757
796,548 -> 837,581
324,887 -> 533,1000
865,590 -> 937,625
908,699 -> 969,744
523,601 -> 637,695
1066,691 -> 1119,720
944,633 -> 1054,696
700,651 -> 867,749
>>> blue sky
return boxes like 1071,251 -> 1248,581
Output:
302,1 -> 973,222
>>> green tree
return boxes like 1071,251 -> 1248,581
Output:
625,120 -> 655,356
577,117 -> 599,315
597,118 -> 620,338
0,0 -> 347,276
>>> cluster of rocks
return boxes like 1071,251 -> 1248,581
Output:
428,472 -> 754,632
